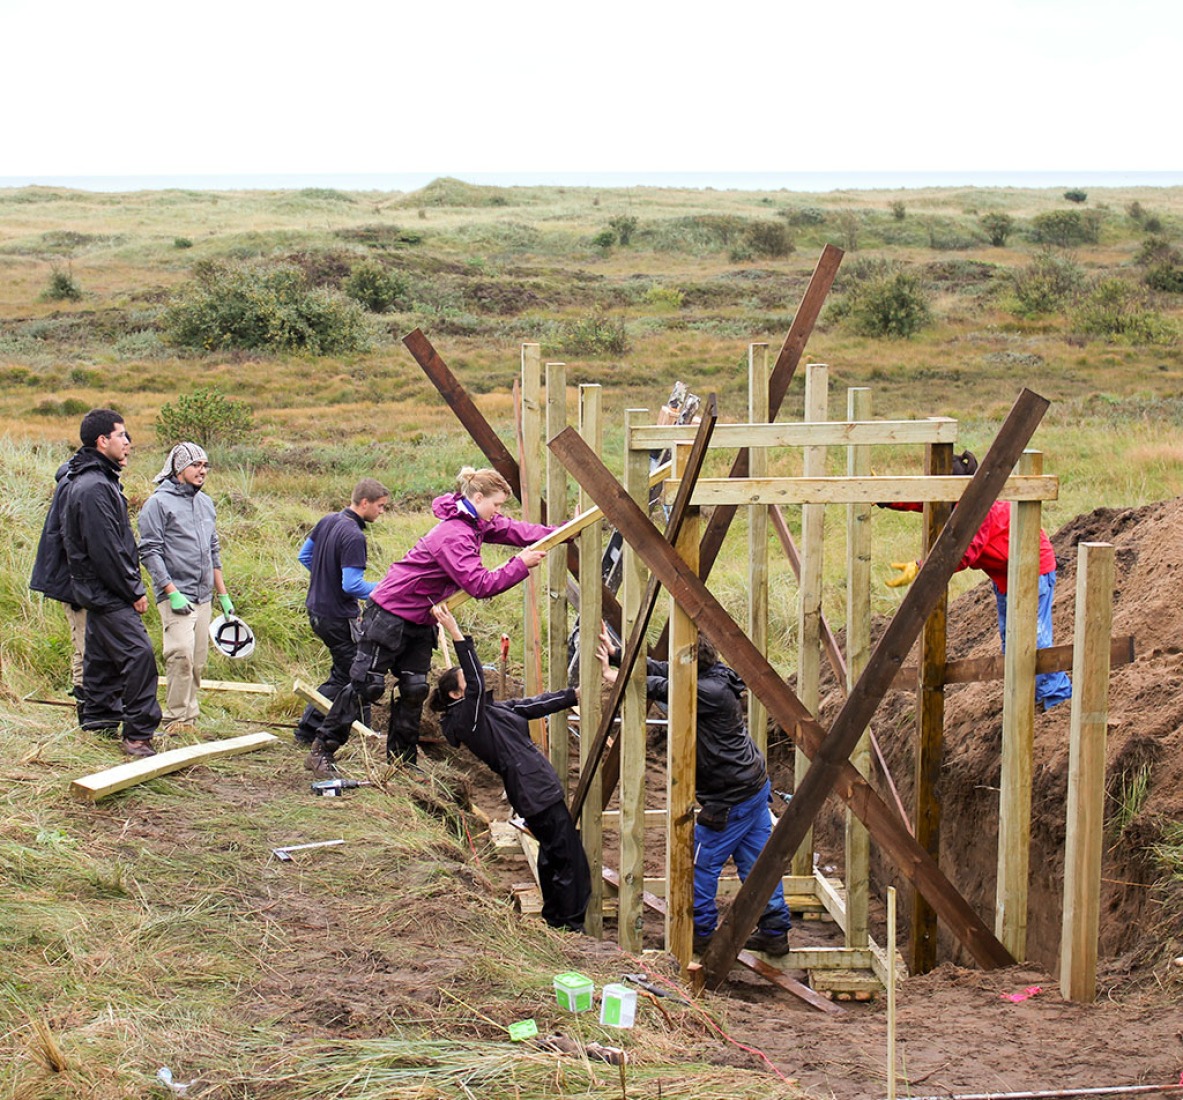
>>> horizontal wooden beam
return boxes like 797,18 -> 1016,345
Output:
894,635 -> 1135,689
71,732 -> 279,801
629,417 -> 958,451
158,677 -> 275,695
664,474 -> 1058,506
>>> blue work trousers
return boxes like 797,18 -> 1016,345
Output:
693,779 -> 791,937
993,570 -> 1073,709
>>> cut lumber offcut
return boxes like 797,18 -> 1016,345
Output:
158,676 -> 275,694
71,732 -> 279,802
292,679 -> 381,741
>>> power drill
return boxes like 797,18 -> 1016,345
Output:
310,778 -> 370,796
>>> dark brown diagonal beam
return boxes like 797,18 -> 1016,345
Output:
568,395 -> 718,821
403,327 -> 622,632
653,244 -> 844,657
550,395 -> 1047,975
699,388 -> 1047,985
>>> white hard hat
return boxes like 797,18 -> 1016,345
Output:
209,614 -> 256,660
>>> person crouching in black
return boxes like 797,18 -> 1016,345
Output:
429,603 -> 592,933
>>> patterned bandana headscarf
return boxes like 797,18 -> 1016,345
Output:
153,441 -> 209,484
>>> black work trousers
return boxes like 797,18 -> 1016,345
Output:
525,799 -> 591,933
321,603 -> 434,762
296,613 -> 366,743
82,604 -> 162,741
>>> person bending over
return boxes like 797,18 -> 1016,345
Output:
431,603 -> 591,933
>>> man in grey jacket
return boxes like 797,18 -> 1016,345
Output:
138,442 -> 234,732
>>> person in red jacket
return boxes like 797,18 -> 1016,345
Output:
883,451 -> 1072,710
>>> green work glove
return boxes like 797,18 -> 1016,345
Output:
885,560 -> 920,589
168,590 -> 193,614
219,593 -> 235,616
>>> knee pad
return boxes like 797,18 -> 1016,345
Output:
353,670 -> 387,704
396,671 -> 429,707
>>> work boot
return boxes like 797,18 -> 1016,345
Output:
304,739 -> 338,779
121,738 -> 157,758
744,928 -> 790,957
692,931 -> 714,955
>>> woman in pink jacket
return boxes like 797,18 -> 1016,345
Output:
311,467 -> 552,774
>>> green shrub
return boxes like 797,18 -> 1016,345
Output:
1144,214 -> 1164,234
834,210 -> 860,252
741,220 -> 795,259
591,229 -> 616,250
780,206 -> 826,227
1134,235 -> 1178,267
560,310 -> 629,355
163,261 -> 370,354
1031,209 -> 1102,246
343,260 -> 407,313
1011,249 -> 1085,314
174,237 -> 194,249
890,201 -> 906,220
1126,201 -> 1145,223
1072,279 -> 1176,344
643,215 -> 747,254
842,270 -> 931,338
155,385 -> 255,447
644,285 -> 684,310
1064,189 -> 1088,204
1144,263 -> 1183,294
30,397 -> 90,417
980,212 -> 1014,247
608,215 -> 638,246
42,267 -> 82,302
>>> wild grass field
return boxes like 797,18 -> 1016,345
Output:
3,179 -> 1183,1096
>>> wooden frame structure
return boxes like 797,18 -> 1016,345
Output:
404,244 -> 1124,1004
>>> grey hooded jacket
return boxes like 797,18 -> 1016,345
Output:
138,478 -> 222,604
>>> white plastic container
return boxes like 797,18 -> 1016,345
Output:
599,983 -> 637,1028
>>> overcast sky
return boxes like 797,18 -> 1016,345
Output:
3,0 -> 1179,177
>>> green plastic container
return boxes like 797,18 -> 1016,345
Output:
553,971 -> 594,1012
508,1019 -> 538,1042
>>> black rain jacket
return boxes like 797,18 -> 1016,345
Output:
440,636 -> 573,818
645,658 -> 768,808
29,460 -> 79,607
60,447 -> 146,613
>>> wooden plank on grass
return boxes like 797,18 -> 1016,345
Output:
293,679 -> 381,741
158,677 -> 275,694
71,732 -> 279,802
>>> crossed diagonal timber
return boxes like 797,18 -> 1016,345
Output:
550,389 -> 1051,980
568,394 -> 718,821
403,327 -> 623,631
652,242 -> 844,657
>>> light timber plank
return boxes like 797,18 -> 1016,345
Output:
1060,542 -> 1115,1002
748,343 -> 770,757
158,677 -> 275,694
71,732 -> 279,802
293,679 -> 381,741
628,418 -> 958,449
665,474 -> 1058,506
545,361 -> 570,786
996,451 -> 1042,959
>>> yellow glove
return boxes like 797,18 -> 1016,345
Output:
885,560 -> 920,588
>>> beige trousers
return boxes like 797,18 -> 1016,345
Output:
63,603 -> 87,691
158,599 -> 212,723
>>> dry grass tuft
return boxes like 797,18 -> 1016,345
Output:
26,1019 -> 67,1073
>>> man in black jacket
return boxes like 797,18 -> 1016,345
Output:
29,459 -> 87,722
60,409 -> 162,757
598,630 -> 791,956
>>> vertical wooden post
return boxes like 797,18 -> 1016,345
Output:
578,384 -> 604,937
520,343 -> 545,747
1060,541 -> 1115,1002
910,439 -> 952,973
667,442 -> 699,973
844,386 -> 873,949
618,409 -> 651,952
792,363 -> 828,877
748,343 -> 770,756
545,362 -> 569,784
996,449 -> 1042,959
